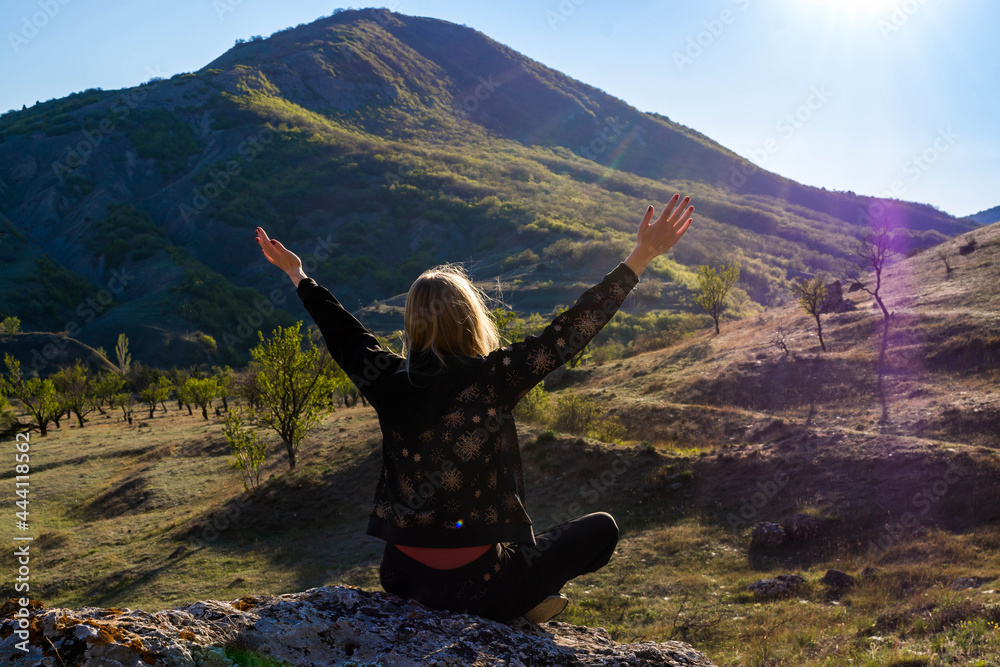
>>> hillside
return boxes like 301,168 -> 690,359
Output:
1,223 -> 998,664
571,219 -> 1000,527
969,204 -> 1000,225
0,8 -> 977,372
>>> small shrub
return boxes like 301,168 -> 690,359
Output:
198,333 -> 218,352
592,412 -> 626,444
223,408 -> 266,494
552,393 -> 626,443
0,315 -> 21,334
959,236 -> 978,255
591,339 -> 627,365
771,326 -> 792,357
552,393 -> 602,435
501,248 -> 540,270
514,384 -> 549,424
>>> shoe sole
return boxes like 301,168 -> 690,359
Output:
522,595 -> 569,623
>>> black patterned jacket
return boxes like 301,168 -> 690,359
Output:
295,263 -> 639,547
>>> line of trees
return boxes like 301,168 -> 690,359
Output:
0,348 -> 240,437
0,324 -> 361,496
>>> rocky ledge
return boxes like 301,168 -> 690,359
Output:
1,585 -> 717,666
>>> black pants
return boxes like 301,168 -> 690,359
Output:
378,512 -> 619,622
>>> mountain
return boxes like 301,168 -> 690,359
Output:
0,8 -> 978,371
968,204 -> 1000,225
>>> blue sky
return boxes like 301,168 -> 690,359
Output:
2,0 -> 996,217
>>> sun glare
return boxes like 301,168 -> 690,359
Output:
809,0 -> 901,17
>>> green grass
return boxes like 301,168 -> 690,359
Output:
5,392 -> 1000,666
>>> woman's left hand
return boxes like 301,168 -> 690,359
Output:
255,226 -> 303,275
624,195 -> 694,276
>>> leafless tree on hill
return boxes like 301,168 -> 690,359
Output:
935,247 -> 953,276
846,216 -> 897,363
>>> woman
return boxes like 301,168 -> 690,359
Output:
254,194 -> 694,623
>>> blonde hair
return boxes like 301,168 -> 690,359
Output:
403,264 -> 500,366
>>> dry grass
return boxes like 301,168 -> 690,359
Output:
3,223 -> 999,665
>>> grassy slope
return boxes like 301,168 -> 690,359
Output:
4,224 -> 1000,665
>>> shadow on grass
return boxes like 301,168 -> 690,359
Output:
170,436 -> 386,595
62,415 -> 1000,607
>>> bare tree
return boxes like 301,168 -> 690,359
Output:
847,216 -> 897,359
770,326 -> 792,357
935,247 -> 953,276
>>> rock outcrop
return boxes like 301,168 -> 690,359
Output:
749,521 -> 785,550
782,514 -> 821,544
746,574 -> 806,599
1,585 -> 718,666
820,569 -> 856,591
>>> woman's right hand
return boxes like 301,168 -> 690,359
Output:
624,195 -> 694,277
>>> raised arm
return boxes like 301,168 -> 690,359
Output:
490,195 -> 694,407
255,227 -> 399,401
